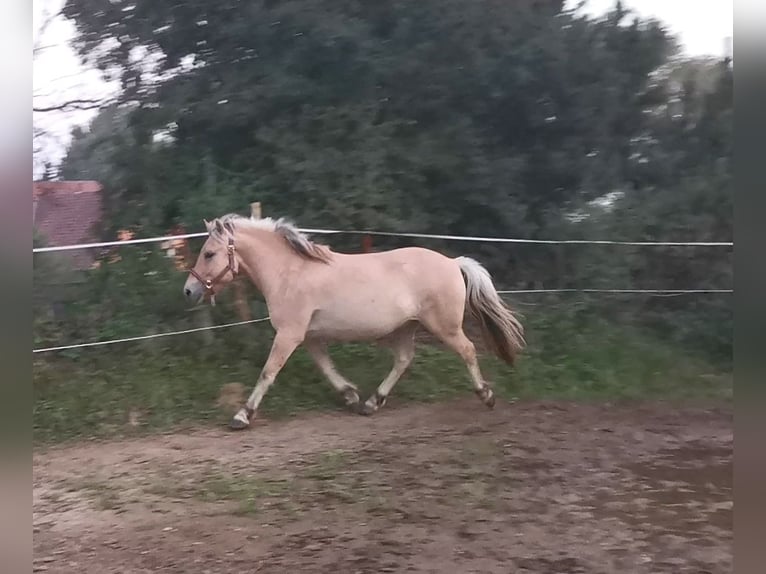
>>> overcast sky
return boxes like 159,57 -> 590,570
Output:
32,0 -> 733,175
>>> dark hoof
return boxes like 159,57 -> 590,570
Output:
357,402 -> 377,416
476,386 -> 495,409
229,417 -> 250,430
357,392 -> 387,416
345,401 -> 361,414
342,387 -> 361,409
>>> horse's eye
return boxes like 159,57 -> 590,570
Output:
204,251 -> 215,260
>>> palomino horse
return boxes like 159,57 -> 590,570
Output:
184,214 -> 525,430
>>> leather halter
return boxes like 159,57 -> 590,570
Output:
188,237 -> 237,295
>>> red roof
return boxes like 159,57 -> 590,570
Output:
33,181 -> 103,270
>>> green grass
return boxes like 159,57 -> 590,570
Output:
181,472 -> 293,515
125,443 -> 523,522
33,311 -> 731,445
302,450 -> 349,481
61,477 -> 125,511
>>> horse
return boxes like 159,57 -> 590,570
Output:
184,214 -> 525,430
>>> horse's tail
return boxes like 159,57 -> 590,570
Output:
456,257 -> 525,365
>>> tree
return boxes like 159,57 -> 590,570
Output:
602,56 -> 733,359
33,4 -> 112,176
61,1 -> 671,239
55,1 -> 731,358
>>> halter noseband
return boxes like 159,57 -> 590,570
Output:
188,237 -> 237,296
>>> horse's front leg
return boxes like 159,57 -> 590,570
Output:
305,340 -> 361,410
359,323 -> 416,415
230,330 -> 303,430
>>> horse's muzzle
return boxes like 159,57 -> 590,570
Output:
183,278 -> 205,304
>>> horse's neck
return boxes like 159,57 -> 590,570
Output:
236,230 -> 298,301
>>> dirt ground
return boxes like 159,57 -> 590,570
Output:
33,398 -> 732,574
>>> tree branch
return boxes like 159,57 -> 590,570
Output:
33,7 -> 62,56
33,99 -> 105,113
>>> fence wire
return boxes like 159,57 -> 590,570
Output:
33,226 -> 732,354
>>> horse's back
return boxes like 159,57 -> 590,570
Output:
305,246 -> 464,341
342,245 -> 455,268
337,246 -> 460,286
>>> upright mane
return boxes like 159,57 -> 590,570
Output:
212,213 -> 333,263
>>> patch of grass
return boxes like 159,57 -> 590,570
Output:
302,450 -> 348,481
196,473 -> 291,502
33,309 -> 731,445
141,455 -> 366,518
144,467 -> 295,516
510,314 -> 733,403
153,470 -> 290,502
62,477 -> 124,511
198,473 -> 295,516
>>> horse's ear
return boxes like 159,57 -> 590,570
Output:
203,219 -> 212,232
214,219 -> 224,235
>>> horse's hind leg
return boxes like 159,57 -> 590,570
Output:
439,329 -> 495,408
420,309 -> 495,408
359,323 -> 417,415
305,340 -> 361,409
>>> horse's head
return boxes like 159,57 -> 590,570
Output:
184,218 -> 240,304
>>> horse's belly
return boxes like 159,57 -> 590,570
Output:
306,299 -> 415,341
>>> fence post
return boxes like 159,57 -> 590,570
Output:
251,202 -> 262,220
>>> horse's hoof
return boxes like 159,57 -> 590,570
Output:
476,386 -> 495,409
357,402 -> 377,416
229,417 -> 250,430
342,387 -> 361,408
347,401 -> 362,415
